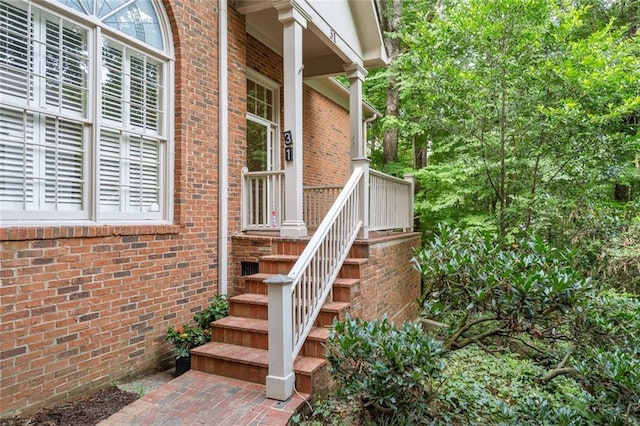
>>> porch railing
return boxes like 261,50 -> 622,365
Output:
303,185 -> 342,228
241,168 -> 284,230
265,159 -> 368,400
241,167 -> 414,234
369,169 -> 414,232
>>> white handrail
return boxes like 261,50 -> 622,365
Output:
289,165 -> 365,358
266,160 -> 367,400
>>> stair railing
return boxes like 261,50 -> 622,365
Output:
265,158 -> 369,400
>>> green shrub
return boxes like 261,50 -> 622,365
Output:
193,295 -> 229,330
412,224 -> 592,351
326,315 -> 443,419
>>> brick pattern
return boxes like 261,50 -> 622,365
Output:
303,85 -> 351,186
349,234 -> 422,323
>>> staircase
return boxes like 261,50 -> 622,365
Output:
190,240 -> 367,396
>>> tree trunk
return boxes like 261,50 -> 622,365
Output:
376,0 -> 403,164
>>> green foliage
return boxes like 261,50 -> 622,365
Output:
373,0 -> 640,242
165,324 -> 209,358
193,295 -> 229,330
437,347 -> 595,425
413,224 -> 592,350
325,315 -> 443,418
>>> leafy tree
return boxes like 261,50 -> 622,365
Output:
368,0 -> 640,243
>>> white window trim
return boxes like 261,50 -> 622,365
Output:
246,69 -> 280,171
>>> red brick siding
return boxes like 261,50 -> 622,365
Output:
303,86 -> 351,186
0,0 -> 229,415
350,234 -> 422,323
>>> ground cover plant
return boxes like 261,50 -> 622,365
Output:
294,225 -> 639,425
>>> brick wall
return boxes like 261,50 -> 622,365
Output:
350,233 -> 422,324
0,0 -> 232,416
303,86 -> 351,187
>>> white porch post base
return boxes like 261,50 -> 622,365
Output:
265,273 -> 295,401
280,221 -> 308,238
266,373 -> 296,401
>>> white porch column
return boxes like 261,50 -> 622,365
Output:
277,3 -> 308,238
344,63 -> 368,162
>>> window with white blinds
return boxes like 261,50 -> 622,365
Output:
0,0 -> 171,224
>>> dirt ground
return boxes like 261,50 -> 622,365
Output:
0,387 -> 138,426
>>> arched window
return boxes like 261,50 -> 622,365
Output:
0,0 -> 173,224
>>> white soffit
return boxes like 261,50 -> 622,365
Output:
305,77 -> 380,116
238,0 -> 388,73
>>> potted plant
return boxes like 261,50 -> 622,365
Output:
165,324 -> 210,376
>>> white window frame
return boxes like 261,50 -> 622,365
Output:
0,0 -> 174,225
246,69 -> 280,171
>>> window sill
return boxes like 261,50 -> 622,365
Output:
0,224 -> 183,241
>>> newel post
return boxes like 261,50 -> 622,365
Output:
353,157 -> 370,239
265,274 -> 295,400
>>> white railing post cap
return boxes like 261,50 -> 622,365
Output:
264,274 -> 294,285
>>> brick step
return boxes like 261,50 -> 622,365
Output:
272,239 -> 368,258
190,342 -> 327,394
211,316 -> 268,349
315,301 -> 350,326
247,258 -> 367,294
258,254 -> 298,274
232,278 -> 358,318
229,293 -> 268,319
212,303 -> 345,350
301,326 -> 330,358
337,258 -> 368,279
331,277 -> 361,303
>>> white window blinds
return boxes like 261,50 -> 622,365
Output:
0,0 -> 170,224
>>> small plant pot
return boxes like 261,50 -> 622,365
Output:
175,355 -> 191,377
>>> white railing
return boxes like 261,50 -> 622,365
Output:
241,168 -> 285,231
303,185 -> 342,228
369,169 -> 414,232
265,159 -> 368,400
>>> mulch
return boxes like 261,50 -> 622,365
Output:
0,387 -> 138,426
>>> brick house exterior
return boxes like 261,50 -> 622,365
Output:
0,0 -> 419,417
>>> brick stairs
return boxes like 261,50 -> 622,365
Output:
190,240 -> 367,396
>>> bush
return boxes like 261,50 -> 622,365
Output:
412,224 -> 592,351
193,295 -> 229,330
326,315 -> 443,419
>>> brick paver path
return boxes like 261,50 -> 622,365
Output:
98,370 -> 309,425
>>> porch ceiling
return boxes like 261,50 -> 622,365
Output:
235,0 -> 388,78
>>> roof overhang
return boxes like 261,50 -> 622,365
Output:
304,77 -> 381,117
235,0 -> 389,78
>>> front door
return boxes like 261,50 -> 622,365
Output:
246,116 -> 276,172
244,73 -> 280,228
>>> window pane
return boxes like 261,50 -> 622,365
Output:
128,135 -> 159,211
129,49 -> 162,133
0,1 -> 30,102
99,130 -> 161,214
55,0 -> 90,15
101,0 -> 163,49
99,129 -> 122,211
44,14 -> 88,117
102,40 -> 124,123
0,107 -> 34,208
44,116 -> 85,210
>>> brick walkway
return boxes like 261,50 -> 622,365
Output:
98,370 -> 310,425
